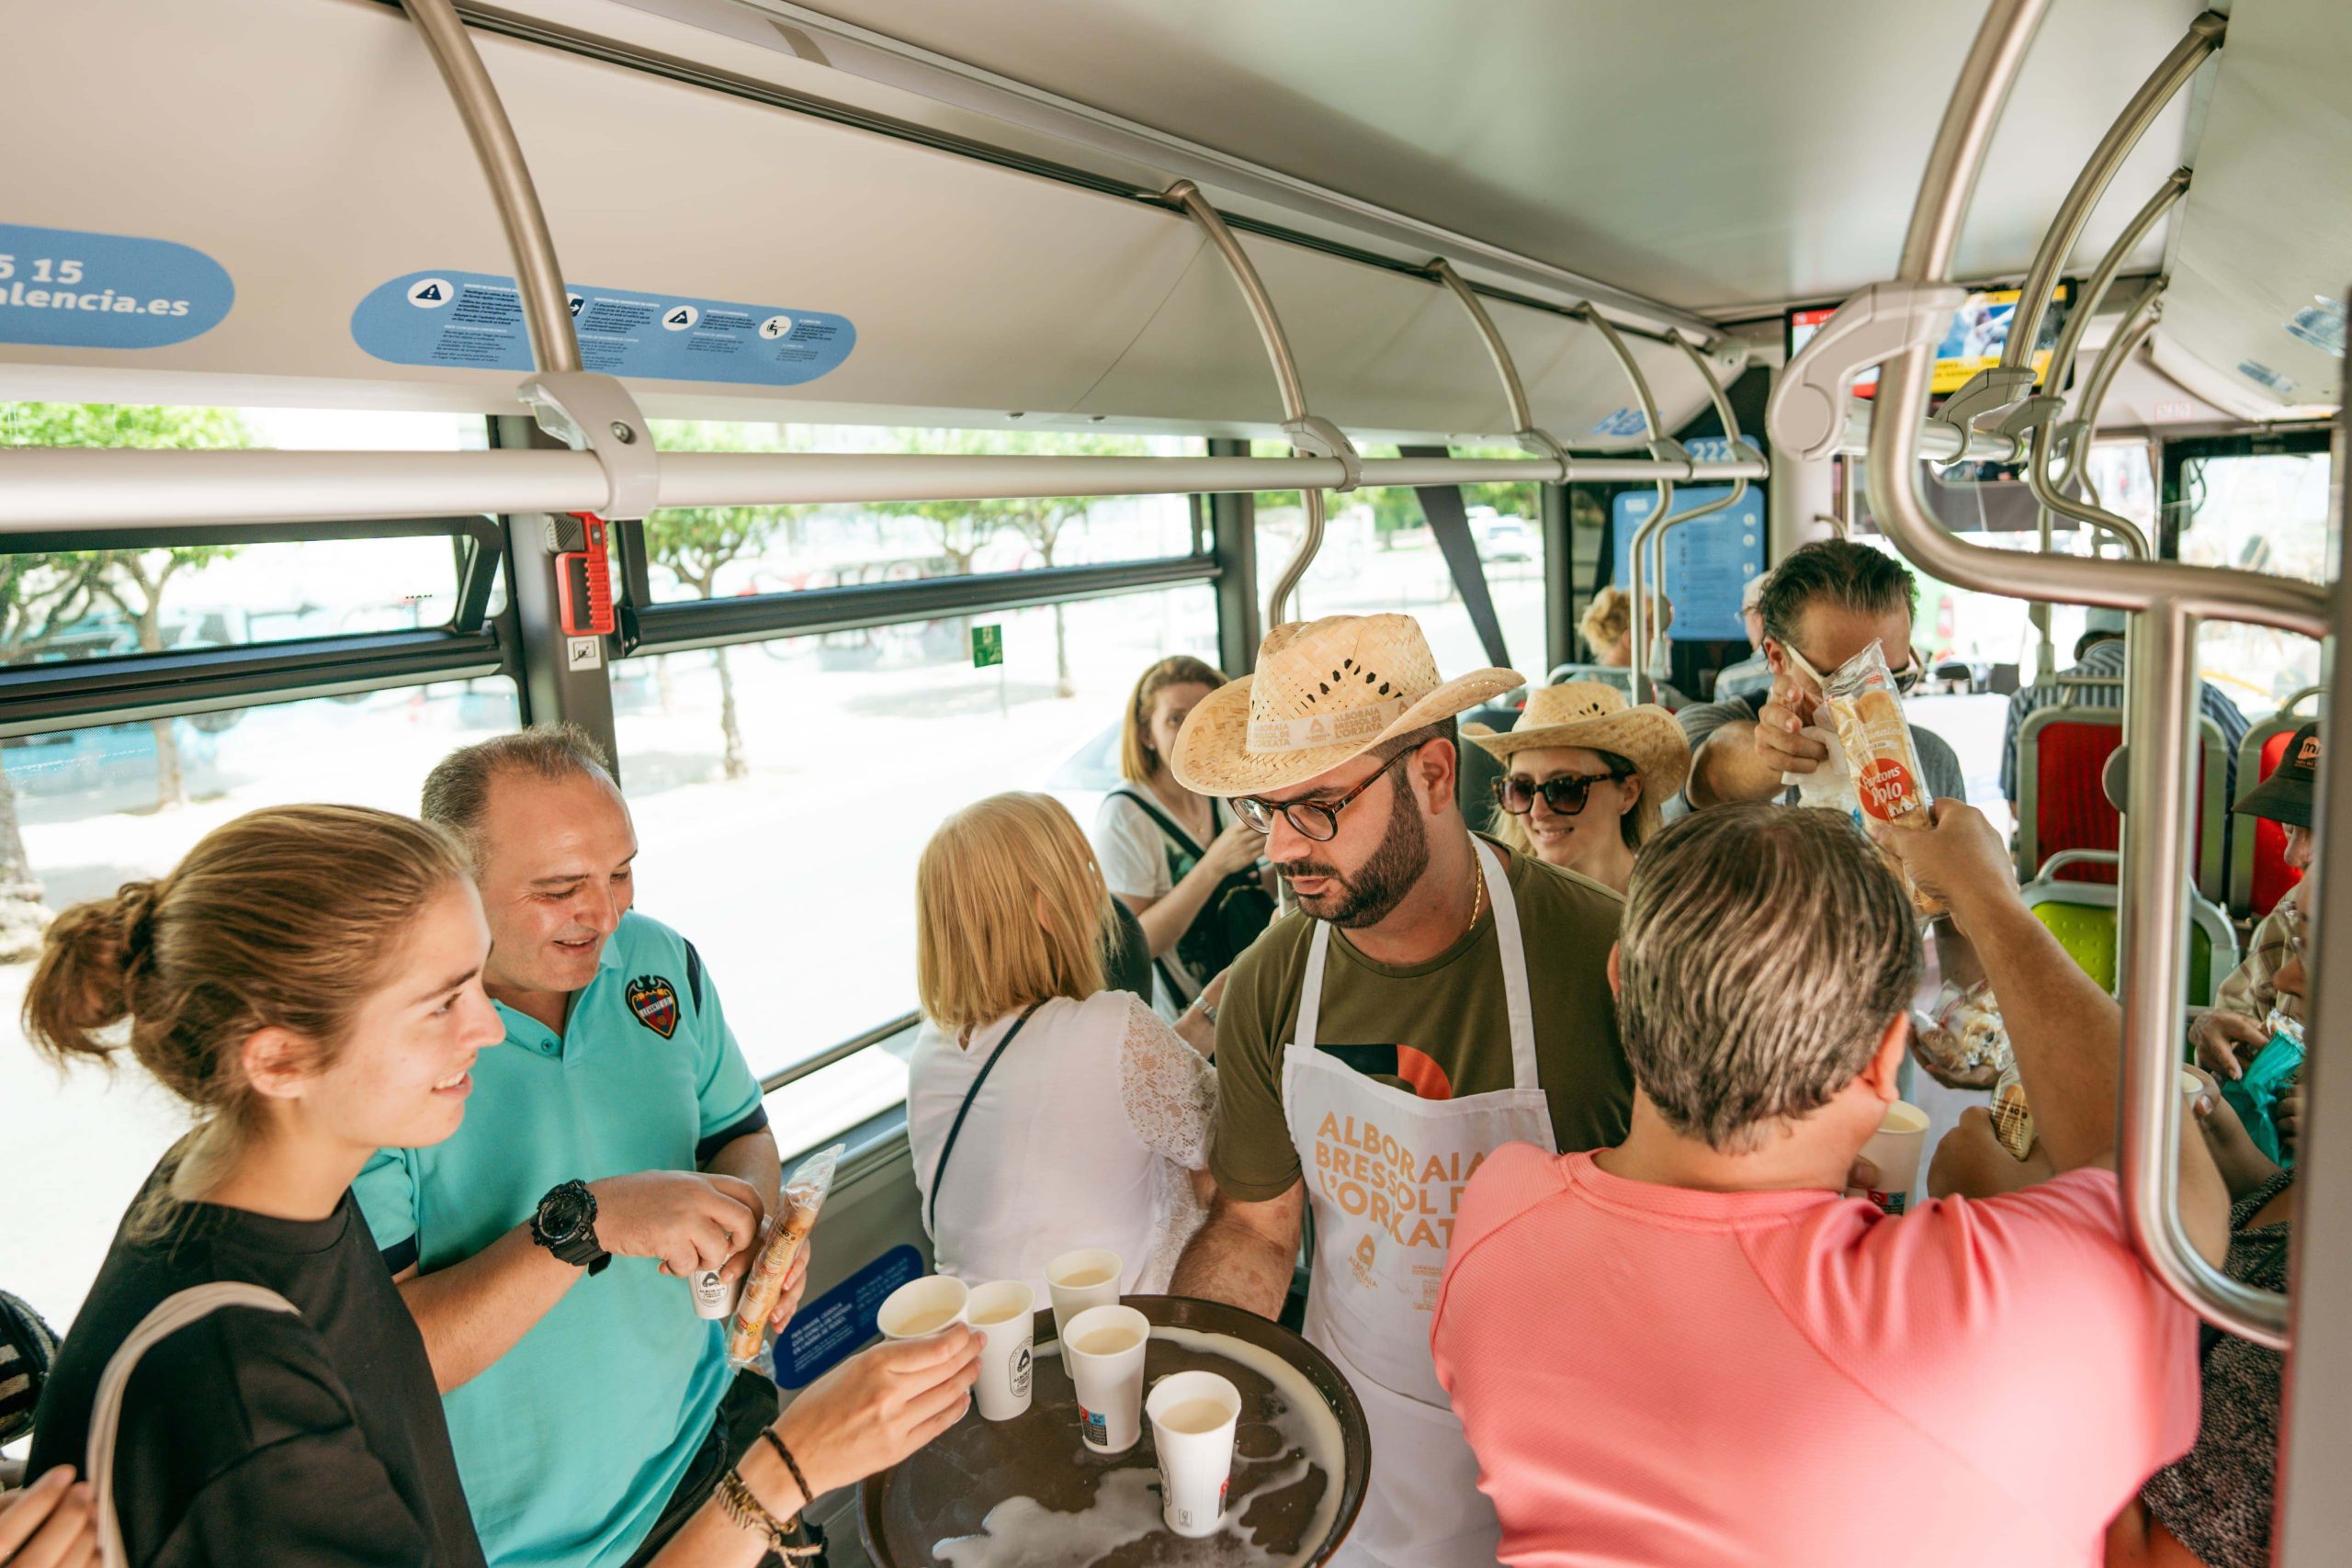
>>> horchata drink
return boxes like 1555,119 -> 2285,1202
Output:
1046,1248 -> 1122,1343
1063,1303 -> 1149,1453
1147,1371 -> 1242,1538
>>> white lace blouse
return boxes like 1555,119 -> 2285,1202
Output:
907,990 -> 1216,1298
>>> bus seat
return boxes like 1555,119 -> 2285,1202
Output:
2231,697 -> 2320,919
2018,704 -> 2229,903
2018,852 -> 2238,1006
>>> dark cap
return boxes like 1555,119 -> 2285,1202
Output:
2233,722 -> 2321,829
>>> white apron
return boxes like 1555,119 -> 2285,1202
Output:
1280,839 -> 1554,1568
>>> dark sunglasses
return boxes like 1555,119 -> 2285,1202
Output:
1493,772 -> 1620,817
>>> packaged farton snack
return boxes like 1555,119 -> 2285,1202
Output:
1823,639 -> 1944,918
727,1142 -> 845,1366
1913,979 -> 2010,1082
1988,1063 -> 2037,1161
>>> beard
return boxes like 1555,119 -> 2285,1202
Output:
1277,792 -> 1430,929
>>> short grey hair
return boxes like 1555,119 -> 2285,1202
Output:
1618,803 -> 1922,1152
420,723 -> 617,862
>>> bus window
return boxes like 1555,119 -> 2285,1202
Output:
2171,445 -> 2333,718
615,582 -> 1220,1139
641,421 -> 1204,602
1253,440 -> 1547,674
0,682 -> 525,1329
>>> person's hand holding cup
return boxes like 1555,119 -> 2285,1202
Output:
768,1330 -> 981,1503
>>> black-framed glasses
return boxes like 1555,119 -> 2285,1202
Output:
1233,750 -> 1408,842
1492,771 -> 1619,818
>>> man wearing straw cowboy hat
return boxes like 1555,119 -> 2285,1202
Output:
1167,613 -> 1632,1568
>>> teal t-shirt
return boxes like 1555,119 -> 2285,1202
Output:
354,911 -> 767,1568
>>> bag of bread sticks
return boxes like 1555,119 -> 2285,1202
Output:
1824,639 -> 1946,919
727,1142 -> 845,1369
1988,1061 -> 2037,1160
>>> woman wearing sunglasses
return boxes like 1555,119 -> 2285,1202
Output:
1464,682 -> 1690,894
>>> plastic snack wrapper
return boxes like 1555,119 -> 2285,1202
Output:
1823,639 -> 1945,919
1988,1062 -> 2037,1161
1912,979 -> 2011,1081
726,1142 -> 845,1367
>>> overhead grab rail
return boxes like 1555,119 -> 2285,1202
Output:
397,0 -> 658,525
1864,0 -> 2316,1350
1577,306 -> 1686,705
1162,180 -> 1361,631
1426,257 -> 1568,468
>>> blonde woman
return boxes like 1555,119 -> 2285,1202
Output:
1580,586 -> 1690,708
25,807 -> 971,1568
1092,655 -> 1271,1019
1465,682 -> 1691,894
910,793 -> 1216,1299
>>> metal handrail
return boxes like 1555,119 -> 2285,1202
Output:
1634,338 -> 1758,684
1577,306 -> 1673,702
2045,173 -> 2188,425
1427,257 -> 1567,463
760,1011 -> 922,1096
2061,282 -> 2165,500
0,447 -> 1765,532
1164,180 -> 1361,632
1868,0 -> 2301,1348
397,0 -> 582,377
1999,12 -> 2226,378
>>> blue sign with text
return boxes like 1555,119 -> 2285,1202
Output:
352,269 -> 856,385
1611,437 -> 1766,642
768,1244 -> 923,1391
0,222 -> 232,349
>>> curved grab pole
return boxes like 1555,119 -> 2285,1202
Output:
2066,286 -> 2164,502
2000,13 -> 2225,380
1635,337 -> 1758,683
1869,0 -> 2311,1348
1426,257 -> 1568,469
1163,181 -> 1362,633
2026,288 -> 2163,558
1577,306 -> 1676,702
398,0 -> 582,377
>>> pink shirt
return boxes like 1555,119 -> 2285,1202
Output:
1431,1146 -> 2199,1568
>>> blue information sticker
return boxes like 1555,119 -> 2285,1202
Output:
351,269 -> 856,385
768,1244 -> 923,1390
0,222 -> 233,349
1611,438 -> 1766,643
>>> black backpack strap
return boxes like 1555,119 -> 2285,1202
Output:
1111,786 -> 1206,860
925,1001 -> 1046,1236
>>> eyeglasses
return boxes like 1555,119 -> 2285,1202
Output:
1492,772 -> 1620,817
1233,750 -> 1408,842
1780,641 -> 1927,696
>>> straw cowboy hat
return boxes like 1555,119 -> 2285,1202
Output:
1463,682 -> 1691,799
1169,614 -> 1522,796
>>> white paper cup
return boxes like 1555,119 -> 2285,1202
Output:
1844,1100 -> 1931,1214
876,1274 -> 970,1342
690,1268 -> 741,1321
967,1280 -> 1035,1422
1148,1370 -> 1241,1538
1046,1248 -> 1123,1343
2181,1066 -> 2208,1113
1064,1303 -> 1150,1454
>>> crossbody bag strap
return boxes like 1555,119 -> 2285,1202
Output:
1111,788 -> 1221,1003
925,1002 -> 1046,1237
89,1281 -> 300,1568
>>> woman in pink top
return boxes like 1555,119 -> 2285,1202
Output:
1432,801 -> 2231,1568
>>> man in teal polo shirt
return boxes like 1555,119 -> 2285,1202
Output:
356,726 -> 795,1568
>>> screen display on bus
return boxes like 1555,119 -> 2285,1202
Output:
1787,282 -> 2073,399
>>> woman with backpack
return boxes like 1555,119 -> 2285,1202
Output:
1091,656 -> 1276,1020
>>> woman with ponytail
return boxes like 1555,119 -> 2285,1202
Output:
23,805 -> 503,1566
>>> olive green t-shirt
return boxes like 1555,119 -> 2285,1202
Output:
1208,840 -> 1632,1204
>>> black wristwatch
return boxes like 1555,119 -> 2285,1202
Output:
531,1179 -> 612,1275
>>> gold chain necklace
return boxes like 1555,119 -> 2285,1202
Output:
1464,853 -> 1485,942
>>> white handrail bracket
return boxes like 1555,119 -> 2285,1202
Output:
1768,281 -> 1968,463
519,372 -> 661,521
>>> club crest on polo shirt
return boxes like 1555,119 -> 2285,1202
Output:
627,975 -> 681,1039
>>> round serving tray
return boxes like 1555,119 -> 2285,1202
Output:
858,1294 -> 1368,1566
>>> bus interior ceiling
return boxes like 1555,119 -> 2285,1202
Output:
4,0 -> 2352,1559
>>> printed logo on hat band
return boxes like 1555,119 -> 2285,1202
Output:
2296,735 -> 2323,770
1246,697 -> 1408,756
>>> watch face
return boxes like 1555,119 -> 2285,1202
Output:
537,1186 -> 589,1245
